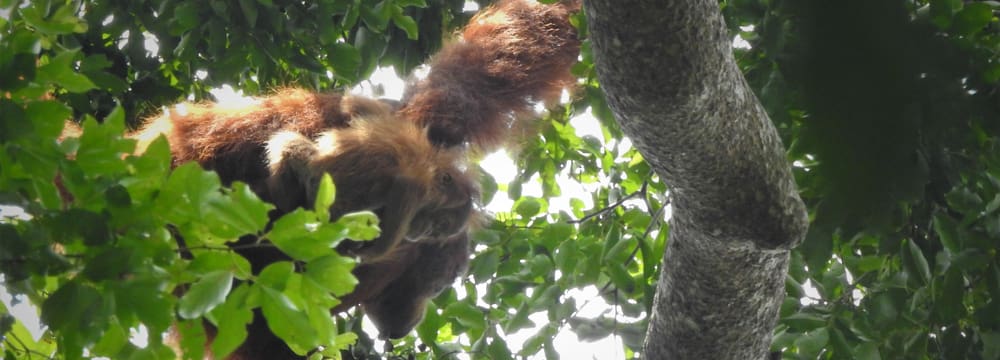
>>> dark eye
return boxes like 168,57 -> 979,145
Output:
440,172 -> 453,185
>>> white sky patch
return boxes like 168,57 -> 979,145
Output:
352,66 -> 408,100
463,1 -> 480,12
732,35 -> 751,50
0,279 -> 45,341
210,84 -> 258,109
733,25 -> 755,50
143,31 -> 159,55
0,205 -> 31,221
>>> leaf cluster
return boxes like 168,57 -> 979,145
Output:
724,0 -> 1000,358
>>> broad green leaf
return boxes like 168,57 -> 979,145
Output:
268,209 -> 345,261
258,261 -> 296,291
25,100 -> 70,139
189,252 -> 253,280
514,197 -> 542,218
444,302 -> 486,334
116,277 -> 175,333
929,0 -> 961,28
952,3 -> 993,35
172,2 -> 202,33
794,328 -> 829,358
903,239 -> 931,285
36,50 -> 95,92
935,269 -> 965,323
933,213 -> 961,253
91,318 -> 127,357
392,10 -> 419,40
19,4 -> 87,34
487,336 -> 514,360
260,287 -> 316,354
471,249 -> 500,283
175,319 -> 207,360
304,254 -> 358,296
783,312 -> 827,331
40,280 -> 105,343
205,182 -> 272,239
328,43 -> 362,82
178,271 -> 234,319
76,111 -> 132,176
156,163 -> 222,227
209,284 -> 253,359
538,222 -> 573,253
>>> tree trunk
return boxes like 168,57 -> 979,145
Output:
583,1 -> 810,359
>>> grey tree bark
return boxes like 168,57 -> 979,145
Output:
583,1 -> 810,359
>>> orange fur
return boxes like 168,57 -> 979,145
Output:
134,0 -> 580,357
400,0 -> 580,150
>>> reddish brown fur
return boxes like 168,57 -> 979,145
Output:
124,0 -> 580,358
400,0 -> 581,151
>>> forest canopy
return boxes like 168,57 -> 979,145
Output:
1,0 -> 999,359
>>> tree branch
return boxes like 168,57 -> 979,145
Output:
584,0 -> 810,358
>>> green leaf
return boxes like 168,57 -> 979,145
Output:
304,254 -> 358,297
852,341 -> 881,360
205,181 -> 272,239
538,222 -> 573,253
116,277 -> 175,333
929,0 -> 961,28
40,281 -> 104,336
945,187 -> 983,214
487,336 -> 514,360
514,197 -> 542,218
314,173 -> 335,219
903,239 -> 931,285
156,163 -> 223,228
471,249 -> 501,283
952,3 -> 993,36
178,271 -> 234,319
935,268 -> 965,323
444,302 -> 486,333
260,286 -> 316,354
189,252 -> 253,280
258,261 -> 295,291
36,50 -> 96,92
20,4 -> 87,34
268,209 -> 345,261
794,328 -> 829,358
338,211 -> 380,241
208,284 -> 253,359
25,100 -> 71,139
933,213 -> 961,253
328,43 -> 362,82
392,10 -> 419,40
172,1 -> 202,33
91,318 -> 127,357
800,227 -> 833,274
76,112 -> 132,176
175,319 -> 207,360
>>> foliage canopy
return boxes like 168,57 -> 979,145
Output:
1,0 -> 999,359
